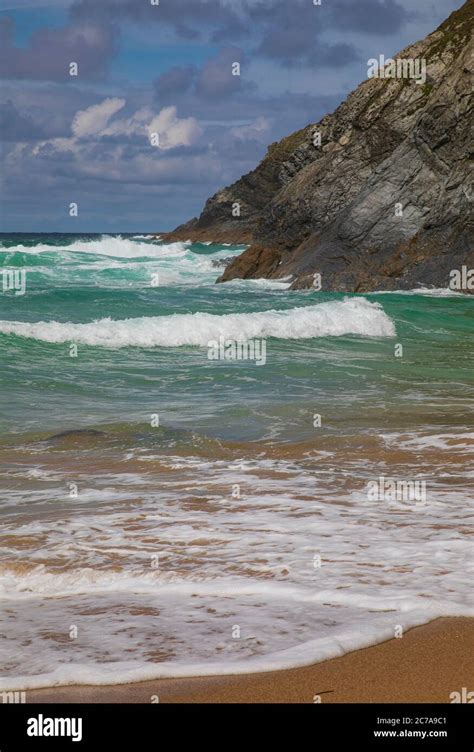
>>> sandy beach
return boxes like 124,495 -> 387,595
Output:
25,617 -> 473,704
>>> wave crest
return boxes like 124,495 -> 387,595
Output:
0,235 -> 189,259
0,298 -> 395,347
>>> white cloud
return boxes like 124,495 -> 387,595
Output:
70,100 -> 201,151
230,115 -> 271,141
100,106 -> 154,137
71,97 -> 126,138
8,101 -> 205,187
148,106 -> 202,150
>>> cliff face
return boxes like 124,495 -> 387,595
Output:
166,124 -> 313,245
166,1 -> 474,292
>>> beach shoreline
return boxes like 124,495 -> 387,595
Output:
23,617 -> 474,704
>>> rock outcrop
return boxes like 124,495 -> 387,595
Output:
165,1 -> 473,292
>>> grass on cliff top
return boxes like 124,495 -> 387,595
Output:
428,0 -> 473,58
266,125 -> 312,162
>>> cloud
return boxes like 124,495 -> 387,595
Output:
0,0 -> 412,85
154,48 -> 250,111
0,100 -> 46,141
71,0 -> 241,39
255,2 -> 373,67
77,100 -> 203,150
99,106 -> 156,138
71,0 -> 410,51
229,116 -> 271,142
148,106 -> 202,150
195,47 -> 244,100
331,0 -> 409,34
154,65 -> 197,101
0,16 -> 116,80
72,0 -> 405,71
2,1 -> 71,7
72,98 -> 126,138
1,98 -> 206,238
258,11 -> 320,65
7,99 -> 203,184
308,42 -> 359,68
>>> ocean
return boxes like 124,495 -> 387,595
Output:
0,233 -> 472,690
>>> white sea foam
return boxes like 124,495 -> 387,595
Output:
0,235 -> 244,287
0,444 -> 472,689
0,236 -> 189,259
65,237 -> 189,259
0,298 -> 396,347
381,432 -> 474,452
226,277 -> 292,290
1,566 -> 472,613
0,609 -> 466,691
0,567 -> 471,690
373,287 -> 468,297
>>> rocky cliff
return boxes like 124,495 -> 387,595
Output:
165,1 -> 473,292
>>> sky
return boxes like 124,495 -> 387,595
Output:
0,0 -> 463,232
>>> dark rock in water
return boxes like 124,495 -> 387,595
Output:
166,1 -> 474,293
162,217 -> 254,245
44,429 -> 107,442
211,256 -> 237,268
218,245 -> 282,279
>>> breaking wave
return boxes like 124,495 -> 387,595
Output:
0,235 -> 188,259
0,298 -> 396,347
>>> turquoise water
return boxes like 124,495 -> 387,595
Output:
0,233 -> 472,441
0,233 -> 473,689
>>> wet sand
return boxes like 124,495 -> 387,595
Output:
26,617 -> 474,704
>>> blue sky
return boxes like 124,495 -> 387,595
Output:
0,0 -> 463,232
